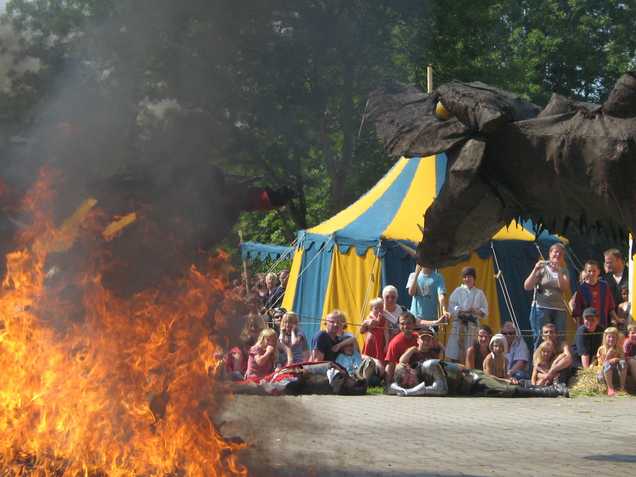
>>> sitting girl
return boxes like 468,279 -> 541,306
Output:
596,327 -> 627,396
360,298 -> 390,368
532,341 -> 558,385
483,334 -> 509,380
246,328 -> 292,379
465,325 -> 492,370
278,312 -> 307,364
225,313 -> 266,380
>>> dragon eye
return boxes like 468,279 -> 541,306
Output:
435,101 -> 449,121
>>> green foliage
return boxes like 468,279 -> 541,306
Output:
2,0 -> 636,258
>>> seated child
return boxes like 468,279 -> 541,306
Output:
361,297 -> 389,366
225,313 -> 266,380
532,340 -> 558,385
335,341 -> 363,377
624,324 -> 636,380
483,334 -> 509,380
246,328 -> 291,379
616,285 -> 632,334
596,327 -> 627,396
278,311 -> 308,364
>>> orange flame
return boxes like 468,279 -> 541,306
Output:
0,170 -> 247,476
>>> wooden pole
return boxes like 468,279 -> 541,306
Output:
426,64 -> 433,93
238,230 -> 250,295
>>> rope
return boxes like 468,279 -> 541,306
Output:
490,241 -> 521,332
259,238 -> 297,277
261,238 -> 326,313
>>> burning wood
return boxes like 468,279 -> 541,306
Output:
102,212 -> 137,241
0,171 -> 249,476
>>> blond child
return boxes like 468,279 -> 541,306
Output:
483,334 -> 509,380
360,298 -> 390,363
278,312 -> 307,364
246,328 -> 292,379
532,341 -> 558,385
596,327 -> 627,396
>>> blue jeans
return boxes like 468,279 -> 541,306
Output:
530,305 -> 566,350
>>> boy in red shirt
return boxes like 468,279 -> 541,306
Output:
573,260 -> 617,328
384,311 -> 418,383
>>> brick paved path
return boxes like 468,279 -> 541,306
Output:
220,394 -> 636,476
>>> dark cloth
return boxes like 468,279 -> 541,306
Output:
572,325 -> 604,366
624,339 -> 636,358
263,286 -> 284,309
367,73 -> 636,269
312,331 -> 340,362
469,345 -> 486,370
603,270 -> 628,311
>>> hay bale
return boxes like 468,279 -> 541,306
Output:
568,366 -> 606,397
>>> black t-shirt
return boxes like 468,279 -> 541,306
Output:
312,331 -> 340,361
572,324 -> 604,366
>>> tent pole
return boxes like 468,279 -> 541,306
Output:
238,230 -> 250,295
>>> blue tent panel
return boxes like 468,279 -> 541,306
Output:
240,242 -> 294,261
292,241 -> 334,341
381,240 -> 417,310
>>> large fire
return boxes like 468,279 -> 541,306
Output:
0,170 -> 247,476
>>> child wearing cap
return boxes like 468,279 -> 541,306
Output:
572,307 -> 604,368
483,334 -> 509,380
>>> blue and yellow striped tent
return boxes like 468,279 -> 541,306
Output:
282,154 -> 564,343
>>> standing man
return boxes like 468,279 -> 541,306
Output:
407,265 -> 450,326
603,249 -> 628,309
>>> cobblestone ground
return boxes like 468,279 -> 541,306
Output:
220,394 -> 636,477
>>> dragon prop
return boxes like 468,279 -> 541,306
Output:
368,72 -> 636,267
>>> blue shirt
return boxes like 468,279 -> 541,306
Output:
409,271 -> 446,320
336,350 -> 362,375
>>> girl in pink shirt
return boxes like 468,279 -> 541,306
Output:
245,328 -> 278,379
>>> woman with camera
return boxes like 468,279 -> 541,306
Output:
524,243 -> 571,351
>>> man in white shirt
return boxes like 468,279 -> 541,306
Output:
501,321 -> 530,380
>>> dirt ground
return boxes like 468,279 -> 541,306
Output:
219,393 -> 636,477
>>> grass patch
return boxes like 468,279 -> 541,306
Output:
367,386 -> 385,395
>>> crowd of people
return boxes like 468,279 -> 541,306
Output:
221,245 -> 635,397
